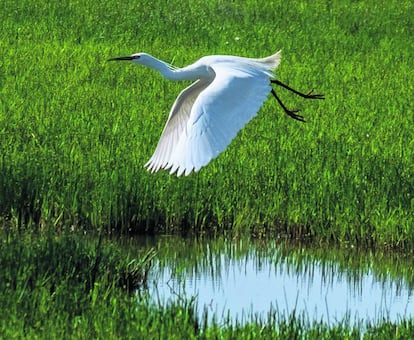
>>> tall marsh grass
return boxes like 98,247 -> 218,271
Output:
0,0 -> 413,247
2,232 -> 414,338
0,231 -> 155,337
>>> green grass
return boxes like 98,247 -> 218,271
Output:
2,1 -> 413,335
2,231 -> 414,338
133,234 -> 414,291
1,1 -> 413,244
0,230 -> 155,337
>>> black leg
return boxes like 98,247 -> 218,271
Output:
271,79 -> 325,100
271,89 -> 305,122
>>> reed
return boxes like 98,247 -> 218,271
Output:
0,0 -> 412,248
3,231 -> 414,338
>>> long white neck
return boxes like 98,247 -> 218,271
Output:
139,55 -> 206,81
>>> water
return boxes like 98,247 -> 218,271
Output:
129,236 -> 414,326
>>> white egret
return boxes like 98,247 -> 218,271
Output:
108,51 -> 323,176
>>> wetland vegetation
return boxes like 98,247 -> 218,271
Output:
1,0 -> 413,337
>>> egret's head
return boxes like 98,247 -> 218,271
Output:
108,52 -> 175,79
108,53 -> 153,66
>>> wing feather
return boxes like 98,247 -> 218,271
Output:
145,79 -> 211,172
167,62 -> 272,175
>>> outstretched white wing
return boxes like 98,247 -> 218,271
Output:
145,79 -> 211,172
146,62 -> 272,176
168,62 -> 273,176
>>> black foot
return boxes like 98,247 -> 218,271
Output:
285,108 -> 305,122
303,90 -> 325,100
271,80 -> 325,100
271,89 -> 306,122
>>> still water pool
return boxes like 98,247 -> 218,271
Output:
130,236 -> 414,325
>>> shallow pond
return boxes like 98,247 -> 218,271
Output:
126,235 -> 414,326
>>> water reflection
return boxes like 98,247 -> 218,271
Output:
128,236 -> 414,325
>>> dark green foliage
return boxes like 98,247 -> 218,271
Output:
0,0 -> 413,335
1,0 -> 413,247
0,231 -> 154,335
1,232 -> 414,338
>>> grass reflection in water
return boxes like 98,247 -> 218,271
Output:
130,235 -> 414,326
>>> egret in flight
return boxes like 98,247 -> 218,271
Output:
108,51 -> 323,176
